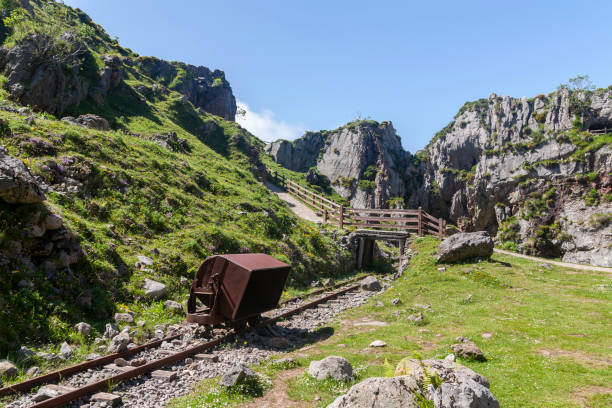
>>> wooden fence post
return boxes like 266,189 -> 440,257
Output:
339,205 -> 344,229
418,206 -> 423,236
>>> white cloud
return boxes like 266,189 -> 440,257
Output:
236,100 -> 306,143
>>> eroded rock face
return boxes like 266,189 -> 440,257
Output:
267,89 -> 612,266
327,376 -> 420,408
437,232 -> 494,263
266,121 -> 409,208
61,114 -> 110,131
0,146 -> 45,203
138,57 -> 237,121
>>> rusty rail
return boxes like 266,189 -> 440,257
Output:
0,334 -> 181,397
268,169 -> 446,238
19,280 -> 363,408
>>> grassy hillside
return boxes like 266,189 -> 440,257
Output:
0,0 -> 352,355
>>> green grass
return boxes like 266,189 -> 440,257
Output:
268,237 -> 611,408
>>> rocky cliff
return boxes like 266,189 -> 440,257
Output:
267,89 -> 612,267
0,1 -> 236,120
266,120 -> 410,208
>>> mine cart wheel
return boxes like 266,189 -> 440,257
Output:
247,315 -> 262,327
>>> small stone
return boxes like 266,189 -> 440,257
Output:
136,320 -> 146,327
194,354 -> 219,362
360,276 -> 382,291
91,392 -> 122,407
74,322 -> 91,336
180,276 -> 189,286
445,354 -> 455,362
32,386 -> 60,402
130,357 -> 147,367
376,301 -> 384,307
337,343 -> 347,348
151,370 -> 177,381
437,266 -> 447,272
107,332 -> 130,353
114,313 -> 134,324
184,358 -> 193,365
17,346 -> 35,363
408,312 -> 423,322
369,340 -> 387,348
86,353 -> 101,361
418,329 -> 430,333
451,341 -> 486,361
143,278 -> 167,299
103,323 -> 119,339
114,358 -> 128,367
482,332 -> 493,339
219,364 -> 255,387
322,278 -> 334,286
26,366 -> 42,376
464,294 -> 473,303
59,342 -> 73,360
163,300 -> 183,312
136,255 -> 154,267
391,298 -> 402,305
0,360 -> 19,378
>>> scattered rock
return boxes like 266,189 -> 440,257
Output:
360,276 -> 382,291
74,322 -> 91,336
26,366 -> 41,376
219,364 -> 256,387
0,361 -> 18,378
114,313 -> 134,324
445,354 -> 456,362
437,266 -> 447,272
107,332 -> 131,353
86,353 -> 101,361
61,114 -> 110,130
91,392 -> 122,407
32,386 -> 60,402
130,357 -> 147,367
391,298 -> 402,305
451,341 -> 486,361
136,255 -> 154,269
59,342 -> 73,360
375,301 -> 384,307
114,358 -> 128,367
322,278 -> 334,286
481,332 -> 493,339
327,376 -> 420,408
103,323 -> 119,339
17,345 -> 35,363
163,300 -> 183,312
408,312 -> 423,322
437,231 -> 494,263
464,294 -> 473,303
143,278 -> 167,298
43,214 -> 63,230
369,340 -> 387,348
136,320 -> 146,327
308,356 -> 353,381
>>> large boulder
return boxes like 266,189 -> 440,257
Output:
327,376 -> 420,408
0,360 -> 18,379
61,114 -> 110,131
0,146 -> 45,203
308,356 -> 353,381
437,232 -> 493,263
360,276 -> 382,291
328,359 -> 499,408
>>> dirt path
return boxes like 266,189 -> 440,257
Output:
494,248 -> 612,274
266,182 -> 323,223
237,368 -> 308,408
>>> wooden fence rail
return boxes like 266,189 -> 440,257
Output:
268,169 -> 446,238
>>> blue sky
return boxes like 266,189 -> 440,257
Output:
64,0 -> 612,152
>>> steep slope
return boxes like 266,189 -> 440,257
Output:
266,89 -> 612,266
0,0 -> 350,354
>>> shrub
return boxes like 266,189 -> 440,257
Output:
585,189 -> 600,206
588,213 -> 612,230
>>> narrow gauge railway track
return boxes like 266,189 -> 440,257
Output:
4,278 -> 363,408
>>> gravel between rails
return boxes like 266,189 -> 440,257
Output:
5,278 -> 389,408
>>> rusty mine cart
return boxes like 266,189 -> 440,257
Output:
186,253 -> 291,330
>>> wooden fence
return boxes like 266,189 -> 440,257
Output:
269,170 -> 446,239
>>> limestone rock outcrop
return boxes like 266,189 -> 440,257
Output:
267,89 -> 612,266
